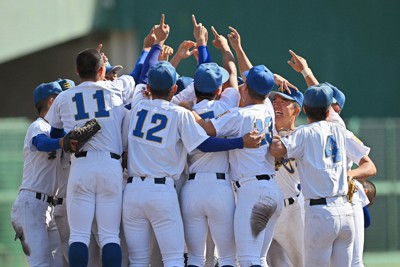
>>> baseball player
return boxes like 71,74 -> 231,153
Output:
270,84 -> 355,266
45,44 -> 135,267
192,64 -> 283,267
267,87 -> 305,267
11,81 -> 63,266
288,50 -> 377,267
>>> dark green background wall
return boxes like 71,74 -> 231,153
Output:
96,0 -> 400,118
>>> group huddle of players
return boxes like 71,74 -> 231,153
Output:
11,14 -> 376,267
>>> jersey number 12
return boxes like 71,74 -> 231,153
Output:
132,109 -> 167,143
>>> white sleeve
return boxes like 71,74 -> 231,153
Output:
280,128 -> 306,159
130,84 -> 147,108
29,120 -> 50,151
219,87 -> 240,108
346,130 -> 371,165
171,83 -> 196,105
45,96 -> 63,129
178,109 -> 210,153
114,75 -> 136,104
211,109 -> 241,138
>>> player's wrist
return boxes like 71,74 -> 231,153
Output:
301,68 -> 312,78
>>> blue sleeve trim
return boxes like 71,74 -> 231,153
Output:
32,134 -> 61,152
197,137 -> 243,152
137,45 -> 162,85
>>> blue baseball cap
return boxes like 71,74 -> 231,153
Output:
176,76 -> 194,94
323,82 -> 346,110
194,63 -> 229,93
33,82 -> 62,105
148,61 -> 178,91
56,78 -> 75,91
269,87 -> 304,107
105,61 -> 123,74
303,84 -> 333,108
243,65 -> 274,95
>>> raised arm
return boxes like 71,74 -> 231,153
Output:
228,26 -> 252,78
192,14 -> 211,64
287,49 -> 319,87
211,26 -> 238,89
169,40 -> 197,68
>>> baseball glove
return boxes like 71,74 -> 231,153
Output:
347,176 -> 358,203
63,118 -> 101,153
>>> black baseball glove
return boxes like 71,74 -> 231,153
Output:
63,118 -> 101,153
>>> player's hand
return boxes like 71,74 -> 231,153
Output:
227,26 -> 242,51
192,48 -> 199,63
273,74 -> 298,93
211,26 -> 229,50
154,14 -> 170,46
176,40 -> 197,59
143,26 -> 156,51
192,14 -> 207,46
96,43 -> 108,65
178,101 -> 194,111
243,130 -> 263,148
158,45 -> 174,61
287,49 -> 309,73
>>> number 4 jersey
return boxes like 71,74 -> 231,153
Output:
46,75 -> 135,155
280,121 -> 348,200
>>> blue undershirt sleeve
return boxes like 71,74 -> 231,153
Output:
198,45 -> 212,65
50,127 -> 66,138
137,44 -> 162,85
363,206 -> 371,228
32,134 -> 61,152
197,137 -> 243,152
129,50 -> 149,82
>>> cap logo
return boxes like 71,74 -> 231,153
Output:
63,82 -> 71,89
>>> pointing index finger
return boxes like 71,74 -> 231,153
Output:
192,14 -> 198,26
96,44 -> 102,52
289,49 -> 300,59
211,26 -> 219,37
160,14 -> 165,26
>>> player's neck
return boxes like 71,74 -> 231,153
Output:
275,122 -> 295,131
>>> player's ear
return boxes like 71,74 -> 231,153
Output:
171,84 -> 177,95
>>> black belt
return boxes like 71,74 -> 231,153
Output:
188,173 -> 226,180
54,198 -> 63,205
127,176 -> 166,184
284,197 -> 295,207
75,151 -> 121,160
235,174 -> 272,188
36,192 -> 54,204
309,198 -> 327,206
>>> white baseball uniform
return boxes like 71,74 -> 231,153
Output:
122,84 -> 210,267
280,120 -> 355,267
180,87 -> 240,267
345,130 -> 371,267
211,101 -> 283,267
45,75 -> 135,249
271,156 -> 305,267
11,118 -> 61,266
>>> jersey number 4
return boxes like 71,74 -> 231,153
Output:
132,109 -> 167,143
325,135 -> 342,163
73,91 -> 109,120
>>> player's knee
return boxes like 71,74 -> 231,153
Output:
102,243 -> 122,267
69,242 -> 88,267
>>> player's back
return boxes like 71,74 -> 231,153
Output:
287,121 -> 347,199
188,88 -> 239,174
47,78 -> 133,155
127,99 -> 208,180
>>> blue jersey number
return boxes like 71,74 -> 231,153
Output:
132,109 -> 167,143
325,135 -> 342,163
199,111 -> 215,121
72,90 -> 110,120
254,116 -> 274,145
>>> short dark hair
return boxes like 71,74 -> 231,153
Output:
150,86 -> 174,98
360,179 -> 376,205
194,86 -> 216,101
76,48 -> 103,79
247,83 -> 267,101
35,94 -> 57,114
303,105 -> 329,121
